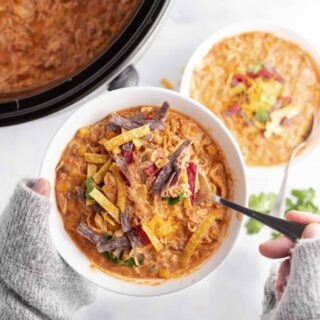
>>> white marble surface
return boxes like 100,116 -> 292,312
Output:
1,0 -> 320,319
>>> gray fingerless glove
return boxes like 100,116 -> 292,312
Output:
262,238 -> 320,320
0,180 -> 96,320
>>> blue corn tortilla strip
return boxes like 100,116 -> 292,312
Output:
109,113 -> 140,131
129,113 -> 149,126
76,223 -> 101,244
127,229 -> 141,248
151,139 -> 191,194
113,154 -> 131,183
106,101 -> 170,132
106,113 -> 148,132
149,101 -> 170,130
96,235 -> 130,253
120,210 -> 131,233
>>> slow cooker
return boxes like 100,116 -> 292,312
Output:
0,0 -> 170,126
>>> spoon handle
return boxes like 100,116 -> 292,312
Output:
216,196 -> 307,241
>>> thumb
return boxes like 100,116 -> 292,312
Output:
32,178 -> 50,198
302,223 -> 320,239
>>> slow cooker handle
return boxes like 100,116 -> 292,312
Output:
108,66 -> 139,91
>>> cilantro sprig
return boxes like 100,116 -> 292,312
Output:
245,188 -> 320,237
165,191 -> 188,205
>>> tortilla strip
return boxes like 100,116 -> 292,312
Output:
120,210 -> 131,233
93,159 -> 112,184
149,101 -> 170,130
76,223 -> 101,243
110,113 -> 140,130
96,236 -> 130,253
127,229 -> 141,248
89,188 -> 120,223
141,223 -> 163,252
102,212 -> 116,226
106,113 -> 150,132
100,124 -> 151,151
84,153 -> 109,164
87,163 -> 97,178
110,163 -> 127,212
150,140 -> 191,194
182,210 -> 220,265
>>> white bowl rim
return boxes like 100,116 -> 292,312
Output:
40,86 -> 248,296
180,21 -> 320,172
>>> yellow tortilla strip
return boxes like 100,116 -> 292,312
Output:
100,124 -> 150,151
93,159 -> 112,184
110,164 -> 127,212
142,222 -> 164,252
87,163 -> 97,178
182,210 -> 220,266
89,188 -> 120,223
102,212 -> 116,226
84,153 -> 109,164
85,199 -> 96,206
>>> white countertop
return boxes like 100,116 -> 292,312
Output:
1,0 -> 320,319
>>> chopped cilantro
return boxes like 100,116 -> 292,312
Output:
247,61 -> 262,74
245,189 -> 320,237
270,231 -> 281,239
255,108 -> 269,123
245,193 -> 276,234
103,251 -> 141,267
165,191 -> 188,205
137,255 -> 143,265
85,177 -> 95,200
102,233 -> 111,240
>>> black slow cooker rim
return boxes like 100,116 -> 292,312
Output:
0,0 -> 170,126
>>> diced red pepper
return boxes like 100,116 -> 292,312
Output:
136,225 -> 150,245
187,162 -> 197,205
273,72 -> 285,84
283,96 -> 292,106
228,103 -> 241,114
144,163 -> 157,177
258,67 -> 274,80
121,149 -> 133,164
231,74 -> 250,87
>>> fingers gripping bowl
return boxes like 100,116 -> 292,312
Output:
41,87 -> 247,295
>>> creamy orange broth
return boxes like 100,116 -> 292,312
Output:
190,32 -> 320,166
55,106 -> 233,281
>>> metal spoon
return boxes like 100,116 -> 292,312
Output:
270,113 -> 318,218
197,172 -> 307,241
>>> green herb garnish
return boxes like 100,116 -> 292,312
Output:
136,255 -> 143,265
103,252 -> 141,267
255,108 -> 269,123
247,61 -> 262,74
165,191 -> 188,205
245,193 -> 276,234
287,188 -> 320,213
85,177 -> 95,200
245,188 -> 320,237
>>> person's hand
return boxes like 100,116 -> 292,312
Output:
0,178 -> 96,319
259,211 -> 320,301
31,178 -> 50,198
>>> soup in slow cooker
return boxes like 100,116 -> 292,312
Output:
0,0 -> 140,97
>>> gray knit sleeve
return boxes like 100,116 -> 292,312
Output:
0,180 -> 96,320
262,264 -> 278,315
261,238 -> 320,320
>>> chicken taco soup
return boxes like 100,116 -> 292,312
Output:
0,0 -> 140,97
55,102 -> 233,281
188,31 -> 320,166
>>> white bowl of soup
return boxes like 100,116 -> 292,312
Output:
40,87 -> 247,296
181,23 -> 320,168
